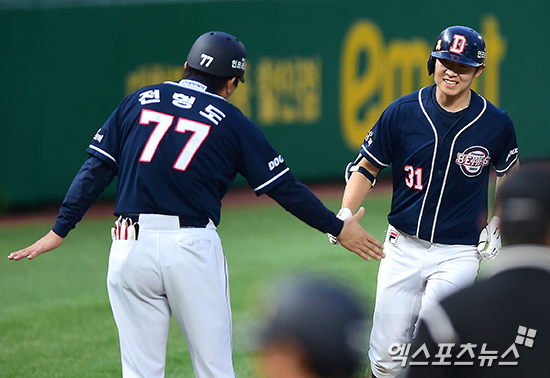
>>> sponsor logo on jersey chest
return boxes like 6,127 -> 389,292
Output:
455,146 -> 490,177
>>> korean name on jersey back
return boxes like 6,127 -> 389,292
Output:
138,87 -> 226,126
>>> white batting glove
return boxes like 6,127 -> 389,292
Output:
477,216 -> 501,260
111,217 -> 139,240
328,208 -> 353,245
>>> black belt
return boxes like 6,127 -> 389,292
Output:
121,214 -> 209,228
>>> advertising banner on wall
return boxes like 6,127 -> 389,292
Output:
0,0 -> 547,207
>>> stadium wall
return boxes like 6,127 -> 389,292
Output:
0,0 -> 548,209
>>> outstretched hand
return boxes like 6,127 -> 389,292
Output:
337,207 -> 385,261
8,230 -> 64,261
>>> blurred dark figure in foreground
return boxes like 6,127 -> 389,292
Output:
256,273 -> 371,378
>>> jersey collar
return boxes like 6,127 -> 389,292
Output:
166,77 -> 226,101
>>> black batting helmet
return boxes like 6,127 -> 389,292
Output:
187,31 -> 247,82
260,274 -> 369,378
427,25 -> 486,75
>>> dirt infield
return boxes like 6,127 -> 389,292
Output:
0,180 -> 391,227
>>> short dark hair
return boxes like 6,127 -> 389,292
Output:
182,65 -> 237,93
496,160 -> 550,245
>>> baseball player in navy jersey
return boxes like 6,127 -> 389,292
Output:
8,31 -> 383,378
328,26 -> 519,378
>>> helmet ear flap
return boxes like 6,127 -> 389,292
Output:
427,56 -> 435,76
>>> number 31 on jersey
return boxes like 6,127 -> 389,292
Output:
404,165 -> 423,190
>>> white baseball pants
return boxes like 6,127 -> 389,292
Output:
369,225 -> 481,378
107,214 -> 235,378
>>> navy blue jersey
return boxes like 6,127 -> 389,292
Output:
51,77 -> 343,237
87,78 -> 291,226
361,85 -> 518,245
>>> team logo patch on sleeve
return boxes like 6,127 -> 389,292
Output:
455,146 -> 491,177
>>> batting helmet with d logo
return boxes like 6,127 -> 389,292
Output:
427,25 -> 486,75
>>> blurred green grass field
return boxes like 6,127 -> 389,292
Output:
0,194 -> 391,378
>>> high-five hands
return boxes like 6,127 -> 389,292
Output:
331,207 -> 385,261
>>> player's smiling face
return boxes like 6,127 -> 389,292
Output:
434,58 -> 484,98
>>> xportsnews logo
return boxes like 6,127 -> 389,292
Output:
390,325 -> 538,367
456,146 -> 490,177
